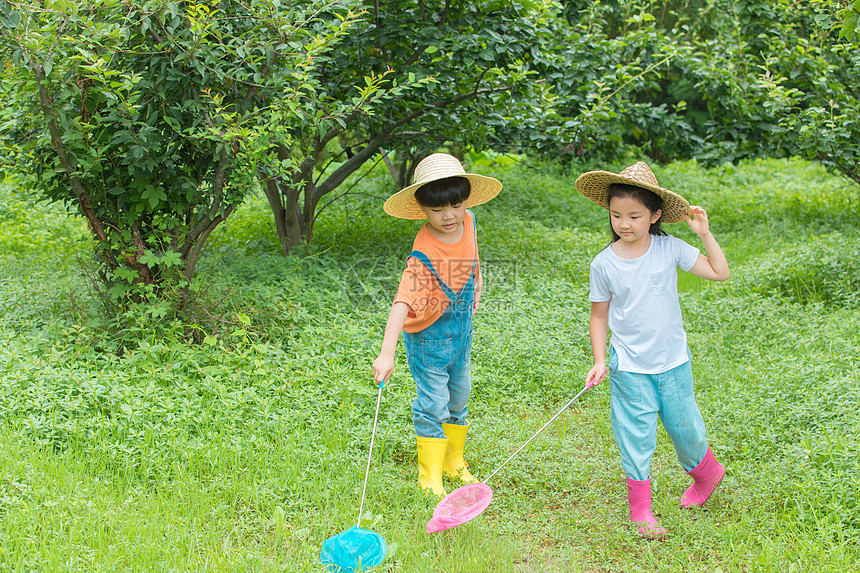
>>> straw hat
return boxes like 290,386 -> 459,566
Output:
574,162 -> 691,223
383,153 -> 502,219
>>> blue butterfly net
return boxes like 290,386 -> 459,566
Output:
320,526 -> 386,573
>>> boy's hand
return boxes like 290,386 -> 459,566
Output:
585,364 -> 607,388
685,206 -> 712,237
372,354 -> 394,384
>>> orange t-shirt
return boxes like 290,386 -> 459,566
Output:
394,211 -> 479,333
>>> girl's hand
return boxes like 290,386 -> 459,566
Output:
685,206 -> 712,237
686,205 -> 730,282
372,354 -> 394,384
586,364 -> 608,388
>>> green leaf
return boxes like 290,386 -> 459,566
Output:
141,185 -> 167,210
138,250 -> 160,267
114,267 -> 139,283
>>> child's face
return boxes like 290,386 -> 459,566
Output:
609,195 -> 661,245
421,202 -> 468,240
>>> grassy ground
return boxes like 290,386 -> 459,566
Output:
0,156 -> 858,571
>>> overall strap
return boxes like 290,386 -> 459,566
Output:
407,212 -> 479,299
468,209 -> 477,269
407,250 -> 457,302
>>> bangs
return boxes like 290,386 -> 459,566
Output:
414,176 -> 471,208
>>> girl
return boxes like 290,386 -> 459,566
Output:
373,153 -> 502,497
575,162 -> 730,538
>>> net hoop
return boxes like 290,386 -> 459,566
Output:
320,526 -> 386,572
426,482 -> 493,533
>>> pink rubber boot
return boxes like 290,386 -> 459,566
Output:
627,478 -> 667,539
680,447 -> 725,508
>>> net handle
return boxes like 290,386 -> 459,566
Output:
357,381 -> 384,529
484,384 -> 591,484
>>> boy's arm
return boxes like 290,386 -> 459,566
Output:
586,300 -> 610,386
372,301 -> 411,384
686,206 -> 730,282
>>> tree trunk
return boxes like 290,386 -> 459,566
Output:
285,187 -> 307,251
264,176 -> 308,255
263,178 -> 292,255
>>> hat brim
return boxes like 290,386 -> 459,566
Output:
574,170 -> 691,223
383,174 -> 502,219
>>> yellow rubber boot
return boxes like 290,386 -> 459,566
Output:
416,436 -> 448,497
442,423 -> 479,484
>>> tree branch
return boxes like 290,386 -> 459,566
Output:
31,59 -> 116,267
127,223 -> 154,284
184,204 -> 235,283
182,146 -> 229,256
308,84 -> 510,206
313,155 -> 386,223
311,130 -> 393,204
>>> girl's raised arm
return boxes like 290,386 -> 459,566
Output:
686,206 -> 730,282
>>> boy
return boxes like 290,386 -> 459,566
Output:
372,153 -> 501,496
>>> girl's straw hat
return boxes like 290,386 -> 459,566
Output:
383,153 -> 502,219
574,162 -> 691,223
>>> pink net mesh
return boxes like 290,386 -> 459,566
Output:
426,483 -> 493,533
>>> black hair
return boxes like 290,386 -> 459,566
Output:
414,176 -> 471,208
607,183 -> 665,241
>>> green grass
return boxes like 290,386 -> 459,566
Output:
1,156 -> 859,571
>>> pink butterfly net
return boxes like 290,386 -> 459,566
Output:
426,384 -> 593,533
426,482 -> 493,533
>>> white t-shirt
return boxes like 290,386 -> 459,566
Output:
589,234 -> 700,374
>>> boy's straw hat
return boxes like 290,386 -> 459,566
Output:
383,153 -> 502,219
574,162 -> 691,223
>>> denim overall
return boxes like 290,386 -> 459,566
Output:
403,221 -> 476,439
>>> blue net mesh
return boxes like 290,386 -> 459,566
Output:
320,526 -> 386,572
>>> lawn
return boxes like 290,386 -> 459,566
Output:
1,156 -> 858,572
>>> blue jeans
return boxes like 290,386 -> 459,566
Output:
608,346 -> 708,481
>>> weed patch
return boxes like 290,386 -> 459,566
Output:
737,233 -> 860,308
